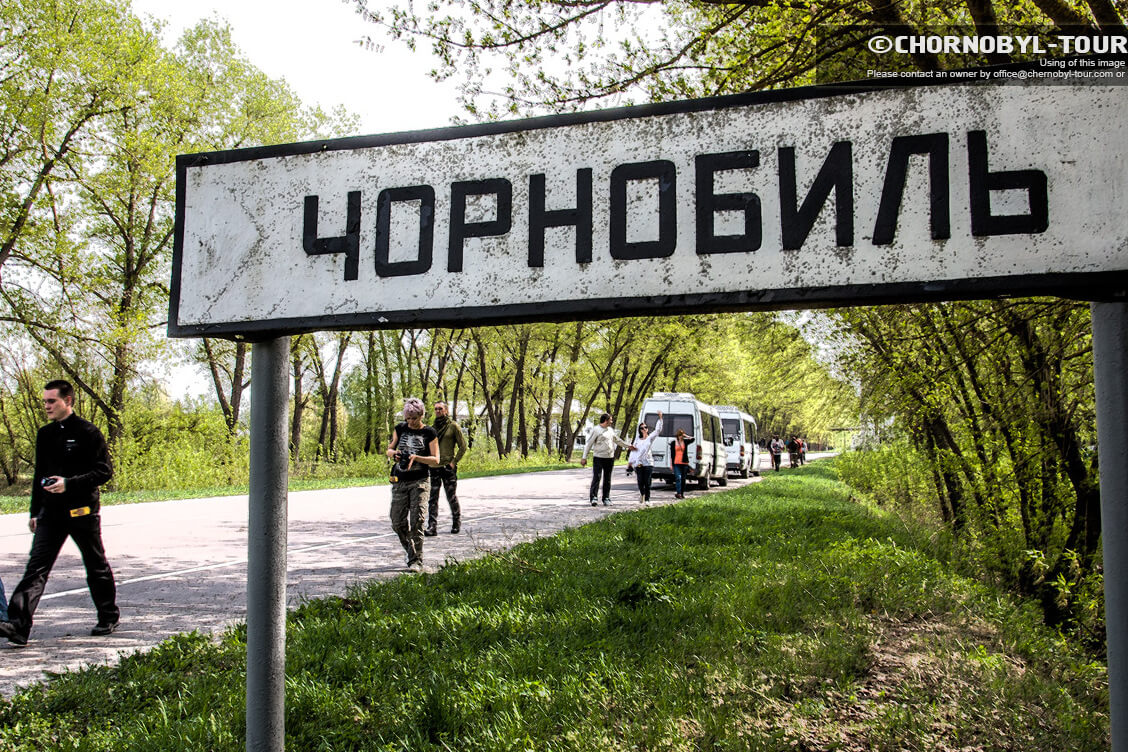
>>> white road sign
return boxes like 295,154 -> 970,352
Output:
169,77 -> 1128,337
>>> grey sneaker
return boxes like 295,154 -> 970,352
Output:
407,560 -> 423,573
590,498 -> 597,506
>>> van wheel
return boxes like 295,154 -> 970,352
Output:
740,467 -> 749,479
697,475 -> 709,490
718,473 -> 728,487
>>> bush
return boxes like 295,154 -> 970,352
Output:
834,442 -> 940,518
112,403 -> 249,492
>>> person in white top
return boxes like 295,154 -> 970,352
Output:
580,413 -> 635,506
627,411 -> 663,504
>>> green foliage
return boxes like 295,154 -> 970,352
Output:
112,402 -> 250,492
355,0 -> 1114,118
829,301 -> 1101,638
834,443 -> 942,520
0,463 -> 1107,750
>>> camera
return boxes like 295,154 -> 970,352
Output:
40,477 -> 54,488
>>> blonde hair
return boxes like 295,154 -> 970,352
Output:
403,397 -> 425,419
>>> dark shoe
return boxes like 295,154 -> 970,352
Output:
0,621 -> 27,646
590,498 -> 598,506
91,621 -> 119,637
424,525 -> 438,537
451,521 -> 460,534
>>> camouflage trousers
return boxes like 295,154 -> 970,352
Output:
427,465 -> 461,528
390,477 -> 429,564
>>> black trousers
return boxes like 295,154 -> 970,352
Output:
7,514 -> 119,637
427,465 -> 461,527
589,457 -> 614,501
635,465 -> 654,501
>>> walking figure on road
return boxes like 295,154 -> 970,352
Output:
0,380 -> 119,646
627,411 -> 663,504
787,436 -> 801,468
385,398 -> 440,573
425,401 -> 467,536
580,413 -> 635,506
671,428 -> 695,499
770,436 -> 785,471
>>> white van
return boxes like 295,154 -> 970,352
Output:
636,392 -> 727,491
714,405 -> 761,478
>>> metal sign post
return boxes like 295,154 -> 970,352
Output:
245,337 -> 290,752
1094,302 -> 1128,752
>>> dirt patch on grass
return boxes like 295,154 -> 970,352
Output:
748,613 -> 1033,752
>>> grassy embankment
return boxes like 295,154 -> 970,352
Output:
0,462 -> 1108,750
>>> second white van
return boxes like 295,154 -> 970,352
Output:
714,405 -> 761,478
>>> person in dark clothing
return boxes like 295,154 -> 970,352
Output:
425,401 -> 467,536
385,398 -> 440,573
0,380 -> 119,646
787,436 -> 800,468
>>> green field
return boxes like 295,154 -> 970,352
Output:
0,462 -> 1107,750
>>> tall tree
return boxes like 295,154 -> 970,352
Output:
354,0 -> 1123,118
1,13 -> 353,444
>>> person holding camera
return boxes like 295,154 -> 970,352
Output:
385,398 -> 440,573
0,380 -> 118,646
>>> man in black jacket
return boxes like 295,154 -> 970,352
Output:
0,380 -> 119,646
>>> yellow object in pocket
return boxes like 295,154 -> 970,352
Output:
69,506 -> 91,518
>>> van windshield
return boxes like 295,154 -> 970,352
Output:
644,413 -> 693,439
721,418 -> 741,442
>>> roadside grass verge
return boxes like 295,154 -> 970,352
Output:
0,462 -> 1107,750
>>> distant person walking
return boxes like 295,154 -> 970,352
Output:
798,437 -> 807,466
787,436 -> 800,468
425,401 -> 467,536
671,428 -> 695,499
770,436 -> 785,471
580,413 -> 635,506
0,380 -> 119,646
627,411 -> 663,504
385,398 -> 440,573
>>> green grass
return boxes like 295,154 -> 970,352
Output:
0,462 -> 1107,750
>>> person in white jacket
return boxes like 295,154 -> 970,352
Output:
580,413 -> 635,506
627,411 -> 663,504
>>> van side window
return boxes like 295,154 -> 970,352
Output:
645,413 -> 692,438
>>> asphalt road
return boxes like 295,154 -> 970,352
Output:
0,452 -> 818,694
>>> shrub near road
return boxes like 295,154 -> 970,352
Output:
0,463 -> 1107,750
